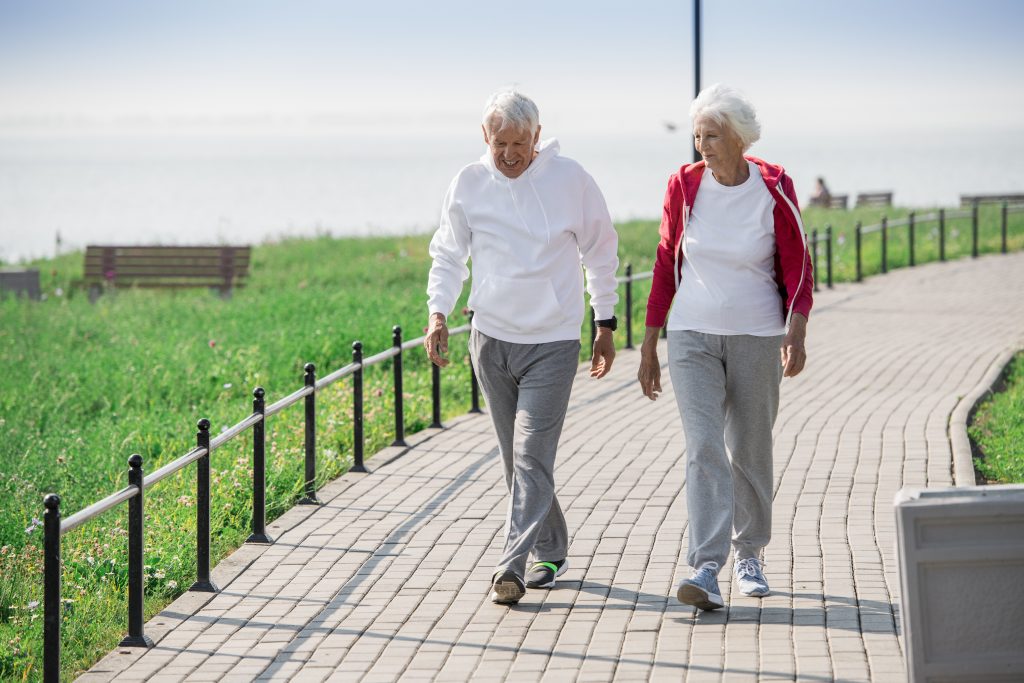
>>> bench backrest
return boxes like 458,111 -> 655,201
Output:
0,269 -> 42,300
828,194 -> 849,210
84,246 -> 251,289
959,193 -> 1024,206
856,192 -> 893,208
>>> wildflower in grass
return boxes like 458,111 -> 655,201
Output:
223,383 -> 232,389
27,601 -> 39,611
837,233 -> 846,246
177,495 -> 193,507
209,339 -> 216,348
55,287 -> 64,297
154,570 -> 165,579
24,517 -> 42,534
167,580 -> 178,589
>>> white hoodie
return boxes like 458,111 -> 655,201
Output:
427,139 -> 620,344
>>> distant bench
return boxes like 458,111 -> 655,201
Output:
960,193 -> 1024,207
0,268 -> 41,300
84,245 -> 251,301
856,192 -> 893,208
828,194 -> 849,210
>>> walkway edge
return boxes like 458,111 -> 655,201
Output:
949,347 -> 1018,486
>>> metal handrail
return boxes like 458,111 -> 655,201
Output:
61,485 -> 138,535
145,447 -> 208,488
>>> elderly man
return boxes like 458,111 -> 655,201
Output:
425,90 -> 620,605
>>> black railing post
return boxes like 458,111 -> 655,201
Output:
811,229 -> 820,292
352,341 -> 368,471
391,326 -> 407,447
430,345 -> 442,429
939,208 -> 946,261
908,212 -> 916,267
625,264 -> 634,349
1001,201 -> 1008,254
881,217 -> 888,274
972,201 -> 979,258
247,387 -> 272,543
825,225 -> 833,289
299,363 -> 320,504
120,455 -> 153,647
855,221 -> 863,282
190,419 -> 218,592
43,494 -> 61,683
468,311 -> 482,414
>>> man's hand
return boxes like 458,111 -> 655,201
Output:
637,327 -> 663,400
590,328 -> 616,379
781,312 -> 808,378
424,312 -> 450,367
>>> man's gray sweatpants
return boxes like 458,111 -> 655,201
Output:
469,329 -> 580,579
667,330 -> 784,572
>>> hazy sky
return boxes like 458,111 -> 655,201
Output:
2,0 -> 1023,137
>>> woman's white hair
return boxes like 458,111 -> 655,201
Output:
482,90 -> 540,133
689,83 -> 761,151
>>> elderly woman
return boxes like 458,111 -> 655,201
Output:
637,84 -> 812,611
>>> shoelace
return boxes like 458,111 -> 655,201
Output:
734,558 -> 764,579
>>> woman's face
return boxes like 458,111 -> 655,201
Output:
693,114 -> 745,176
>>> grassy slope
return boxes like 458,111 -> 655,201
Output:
0,204 -> 1021,679
969,353 -> 1024,484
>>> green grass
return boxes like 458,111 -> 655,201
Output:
0,204 -> 1021,680
969,352 -> 1024,484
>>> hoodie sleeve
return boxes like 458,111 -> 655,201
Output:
577,175 -> 620,320
426,176 -> 471,318
777,174 -> 814,319
645,174 -> 681,328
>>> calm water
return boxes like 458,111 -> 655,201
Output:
2,128 -> 1023,262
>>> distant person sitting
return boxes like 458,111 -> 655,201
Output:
809,177 -> 831,207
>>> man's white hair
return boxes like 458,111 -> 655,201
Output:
482,90 -> 540,133
689,83 -> 761,151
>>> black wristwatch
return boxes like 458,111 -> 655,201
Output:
595,316 -> 617,331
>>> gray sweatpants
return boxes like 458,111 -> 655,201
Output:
667,330 -> 783,572
469,329 -> 580,578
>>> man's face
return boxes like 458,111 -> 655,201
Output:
482,118 -> 540,179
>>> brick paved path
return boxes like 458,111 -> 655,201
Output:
85,252 -> 1024,682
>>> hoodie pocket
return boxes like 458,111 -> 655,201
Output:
469,275 -> 568,335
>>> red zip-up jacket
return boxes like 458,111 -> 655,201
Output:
645,156 -> 814,329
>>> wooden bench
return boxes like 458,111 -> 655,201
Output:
856,192 -> 893,208
84,245 -> 250,300
960,193 -> 1024,207
828,194 -> 849,210
0,268 -> 41,300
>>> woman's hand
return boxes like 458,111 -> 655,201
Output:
781,313 -> 808,377
637,326 -> 663,400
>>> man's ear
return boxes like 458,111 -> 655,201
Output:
533,125 -> 541,146
481,124 -> 489,145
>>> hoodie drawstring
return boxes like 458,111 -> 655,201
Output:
527,176 -> 552,244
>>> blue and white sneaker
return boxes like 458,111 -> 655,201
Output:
734,557 -> 770,597
675,563 -> 724,610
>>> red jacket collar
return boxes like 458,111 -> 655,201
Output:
677,155 -> 787,203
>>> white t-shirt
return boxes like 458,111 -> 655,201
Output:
667,161 -> 785,336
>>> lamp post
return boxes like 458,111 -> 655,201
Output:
693,0 -> 702,163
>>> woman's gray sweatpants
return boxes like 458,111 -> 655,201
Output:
469,329 -> 580,579
667,330 -> 784,572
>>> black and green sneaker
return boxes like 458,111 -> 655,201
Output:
490,570 -> 526,605
525,559 -> 567,589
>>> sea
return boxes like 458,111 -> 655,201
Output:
2,127 -> 1023,263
